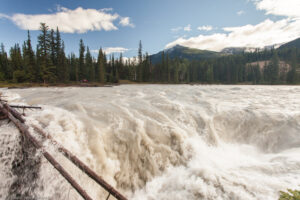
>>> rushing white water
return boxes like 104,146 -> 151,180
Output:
0,85 -> 300,200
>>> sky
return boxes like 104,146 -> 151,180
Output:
0,0 -> 300,58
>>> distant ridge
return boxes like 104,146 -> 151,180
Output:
150,45 -> 221,64
150,37 -> 300,64
279,37 -> 300,50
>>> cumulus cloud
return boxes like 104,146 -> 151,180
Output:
197,25 -> 213,31
184,24 -> 191,32
0,6 -> 134,33
237,10 -> 245,16
253,0 -> 300,18
166,18 -> 300,51
119,17 -> 135,27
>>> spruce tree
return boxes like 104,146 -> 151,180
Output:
24,31 -> 36,82
37,23 -> 56,84
269,51 -> 279,84
85,46 -> 94,82
0,44 -> 9,80
78,39 -> 85,81
97,48 -> 106,83
137,40 -> 143,82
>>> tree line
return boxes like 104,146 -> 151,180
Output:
0,23 -> 299,85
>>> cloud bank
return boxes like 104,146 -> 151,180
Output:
166,0 -> 300,51
1,6 -> 134,33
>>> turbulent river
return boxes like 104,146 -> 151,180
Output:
0,85 -> 300,200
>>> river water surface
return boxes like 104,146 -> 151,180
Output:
0,85 -> 300,200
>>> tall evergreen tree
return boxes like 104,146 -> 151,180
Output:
78,39 -> 85,80
269,51 -> 279,84
97,48 -> 106,83
85,46 -> 94,82
37,23 -> 56,83
0,43 -> 9,80
137,40 -> 143,82
23,31 -> 36,82
287,48 -> 298,84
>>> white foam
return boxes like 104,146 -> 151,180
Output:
1,85 -> 299,199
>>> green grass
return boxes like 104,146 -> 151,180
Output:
279,189 -> 300,200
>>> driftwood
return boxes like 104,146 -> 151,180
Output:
4,104 -> 26,123
10,105 -> 42,109
0,103 -> 93,200
33,125 -> 128,200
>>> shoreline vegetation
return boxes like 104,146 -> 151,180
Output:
1,80 -> 300,89
0,23 -> 299,87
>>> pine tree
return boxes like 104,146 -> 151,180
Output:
60,41 -> 69,82
269,50 -> 279,84
287,48 -> 298,84
0,44 -> 9,80
69,53 -> 78,81
55,27 -> 64,82
50,29 -> 56,68
166,53 -> 170,82
23,31 -> 36,82
137,40 -> 143,82
37,23 -> 56,84
85,46 -> 94,82
78,39 -> 85,81
97,48 -> 106,83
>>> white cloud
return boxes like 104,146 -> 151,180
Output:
197,25 -> 213,31
0,13 -> 9,19
119,17 -> 135,28
253,0 -> 300,18
171,26 -> 182,32
91,47 -> 129,55
184,24 -> 192,32
103,47 -> 129,55
122,56 -> 138,64
100,8 -> 114,12
237,10 -> 245,16
166,0 -> 300,51
1,6 -> 134,33
166,18 -> 300,51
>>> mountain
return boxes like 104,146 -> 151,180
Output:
279,37 -> 300,50
150,45 -> 221,64
221,47 -> 249,55
149,38 -> 300,64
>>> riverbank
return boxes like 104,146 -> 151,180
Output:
1,80 -> 299,89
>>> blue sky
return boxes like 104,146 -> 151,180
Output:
0,0 -> 299,58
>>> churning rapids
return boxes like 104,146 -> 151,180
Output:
0,85 -> 300,200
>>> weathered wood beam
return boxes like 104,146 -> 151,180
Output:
4,104 -> 25,123
10,105 -> 42,109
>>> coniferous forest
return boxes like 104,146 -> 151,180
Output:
0,23 -> 299,85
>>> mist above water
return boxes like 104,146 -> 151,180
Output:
1,85 -> 300,200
